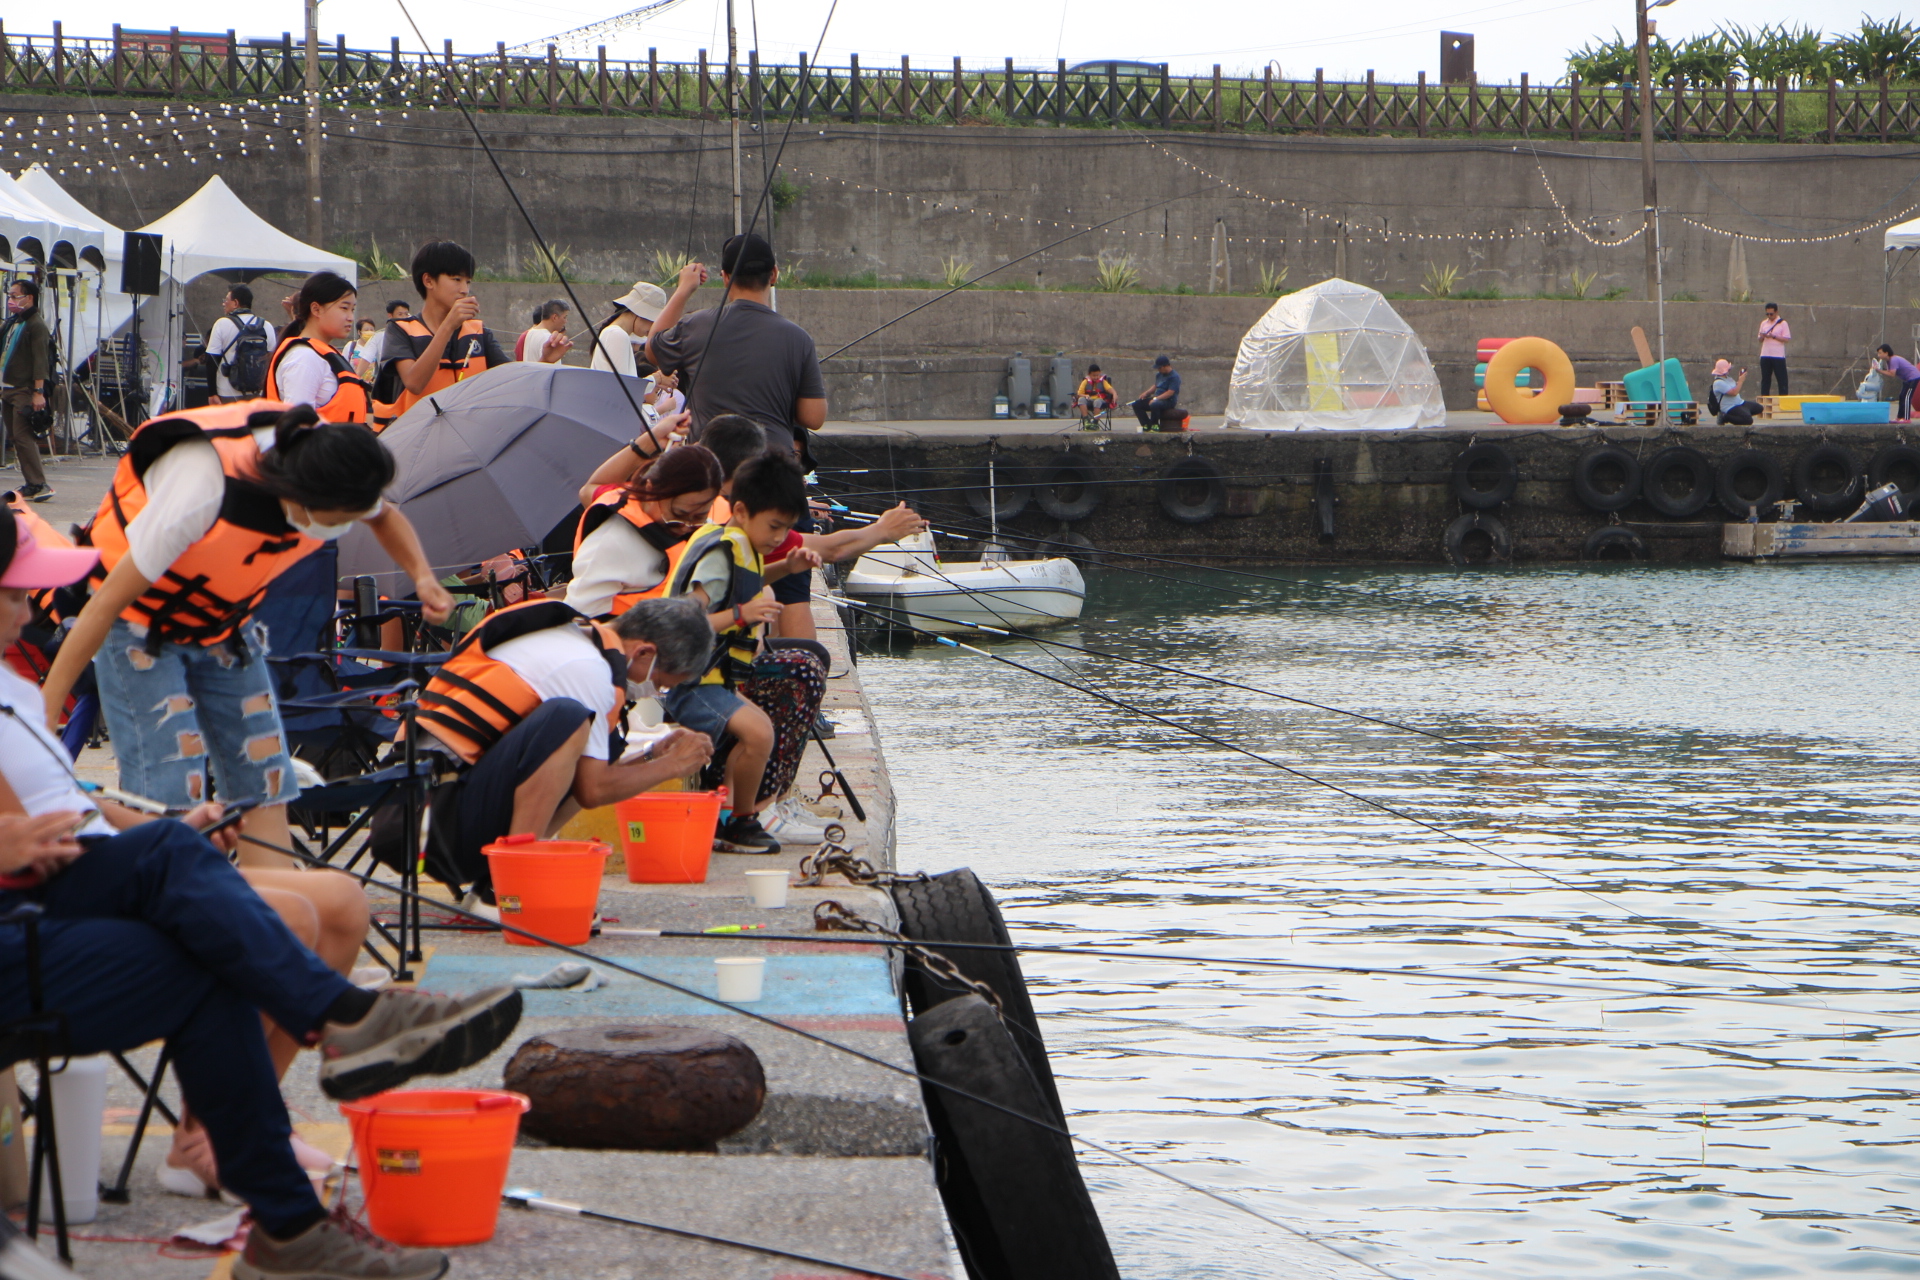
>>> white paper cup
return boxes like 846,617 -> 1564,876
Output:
715,956 -> 766,1002
744,869 -> 790,909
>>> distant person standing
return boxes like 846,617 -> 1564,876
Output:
0,279 -> 52,502
589,282 -> 671,377
517,299 -> 571,363
348,318 -> 381,379
645,236 -> 825,639
195,284 -> 274,404
1131,355 -> 1181,428
1875,344 -> 1920,422
1757,302 -> 1792,397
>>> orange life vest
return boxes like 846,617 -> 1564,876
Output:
571,489 -> 693,619
85,402 -> 320,651
413,599 -> 628,766
370,316 -> 492,430
263,333 -> 372,425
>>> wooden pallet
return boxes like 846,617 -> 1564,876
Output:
1724,521 -> 1920,559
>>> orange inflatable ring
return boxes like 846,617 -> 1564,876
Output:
1484,336 -> 1576,425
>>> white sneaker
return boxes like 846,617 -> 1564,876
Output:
763,796 -> 835,845
457,889 -> 501,925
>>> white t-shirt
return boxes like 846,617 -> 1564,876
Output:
485,626 -> 622,761
123,426 -> 382,583
564,516 -> 668,618
273,343 -> 340,411
522,327 -> 552,363
588,322 -> 639,377
204,312 -> 276,399
0,666 -> 114,839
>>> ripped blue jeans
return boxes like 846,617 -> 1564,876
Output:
92,617 -> 301,810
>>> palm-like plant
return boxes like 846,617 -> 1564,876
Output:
1567,33 -> 1637,85
651,249 -> 696,289
1831,16 -> 1920,82
1420,262 -> 1461,299
1668,32 -> 1737,84
1093,252 -> 1140,292
1568,267 -> 1599,299
523,243 -> 573,284
1257,262 -> 1289,295
940,256 -> 975,289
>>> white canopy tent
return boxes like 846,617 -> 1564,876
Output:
15,165 -> 133,376
1883,217 -> 1920,349
134,175 -> 357,411
1,169 -> 116,454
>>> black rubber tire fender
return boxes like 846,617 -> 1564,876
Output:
1793,443 -> 1863,513
1641,446 -> 1715,518
890,869 -> 1064,1125
1714,448 -> 1786,518
908,996 -> 1121,1280
1581,525 -> 1648,562
1443,512 -> 1511,566
1571,444 -> 1642,513
964,461 -> 1032,521
1451,442 -> 1519,509
1033,454 -> 1103,522
1155,456 -> 1226,524
1868,443 -> 1920,510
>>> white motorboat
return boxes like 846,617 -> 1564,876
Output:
840,531 -> 1086,633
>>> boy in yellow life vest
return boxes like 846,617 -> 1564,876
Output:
665,451 -> 826,854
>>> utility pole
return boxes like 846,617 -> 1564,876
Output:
1635,0 -> 1678,301
304,0 -> 323,245
727,0 -> 742,235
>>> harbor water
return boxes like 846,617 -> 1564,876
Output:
857,560 -> 1920,1279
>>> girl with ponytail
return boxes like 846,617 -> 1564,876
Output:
263,271 -> 372,424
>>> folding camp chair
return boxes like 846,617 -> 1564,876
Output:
0,905 -> 70,1263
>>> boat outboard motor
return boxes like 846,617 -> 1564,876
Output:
1006,353 -> 1032,419
1843,481 -> 1905,523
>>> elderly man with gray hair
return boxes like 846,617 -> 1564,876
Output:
380,596 -> 716,910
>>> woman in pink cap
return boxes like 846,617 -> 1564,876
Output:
1708,359 -> 1745,418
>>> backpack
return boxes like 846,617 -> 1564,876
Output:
221,312 -> 271,397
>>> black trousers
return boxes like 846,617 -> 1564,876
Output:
1759,357 -> 1789,397
1131,396 -> 1176,428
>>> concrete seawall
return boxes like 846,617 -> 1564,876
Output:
816,420 -> 1911,565
13,90 -> 1915,305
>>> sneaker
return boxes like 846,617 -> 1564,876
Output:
457,888 -> 502,926
17,484 -> 52,503
713,813 -> 781,855
811,711 -> 837,740
763,796 -> 834,845
317,985 -> 523,1101
234,1205 -> 447,1280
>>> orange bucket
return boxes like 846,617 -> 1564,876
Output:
615,790 -> 722,883
482,834 -> 608,947
342,1089 -> 529,1246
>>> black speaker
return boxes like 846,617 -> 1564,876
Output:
120,231 -> 162,295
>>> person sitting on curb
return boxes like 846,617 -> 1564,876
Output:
665,451 -> 832,854
394,595 -> 715,909
0,507 -> 521,1280
1131,355 -> 1181,429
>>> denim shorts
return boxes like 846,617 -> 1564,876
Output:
661,680 -> 747,744
92,617 -> 301,810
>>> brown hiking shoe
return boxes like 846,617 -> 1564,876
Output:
234,1207 -> 447,1280
318,985 -> 523,1101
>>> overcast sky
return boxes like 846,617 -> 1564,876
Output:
33,0 -> 1895,81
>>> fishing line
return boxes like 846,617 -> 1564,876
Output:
823,590 -> 1551,766
819,185 -> 1219,363
817,597 -> 1646,919
392,0 -> 654,425
503,1190 -> 925,1280
228,829 -> 1401,1280
620,929 -> 1920,1027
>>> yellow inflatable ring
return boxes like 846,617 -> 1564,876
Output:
1484,336 -> 1576,425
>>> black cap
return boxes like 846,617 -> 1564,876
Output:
1154,354 -> 1172,367
721,233 -> 777,278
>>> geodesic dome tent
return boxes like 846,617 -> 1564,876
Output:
1224,278 -> 1447,431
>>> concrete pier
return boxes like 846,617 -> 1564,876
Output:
33,600 -> 951,1279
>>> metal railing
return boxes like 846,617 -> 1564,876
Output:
6,23 -> 1920,142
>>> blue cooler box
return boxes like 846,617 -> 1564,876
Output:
1803,400 -> 1892,424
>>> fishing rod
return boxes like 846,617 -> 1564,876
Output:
392,0 -> 656,430
503,1189 -> 924,1280
819,186 -> 1219,364
611,925 -> 1920,1027
815,594 -> 1645,920
229,828 -> 1399,1279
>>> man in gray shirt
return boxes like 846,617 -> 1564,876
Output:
646,232 -> 829,641
645,232 -> 827,462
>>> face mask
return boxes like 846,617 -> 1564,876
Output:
288,511 -> 358,542
626,654 -> 662,719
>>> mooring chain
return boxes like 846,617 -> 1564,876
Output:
813,900 -> 1004,1016
793,842 -> 924,888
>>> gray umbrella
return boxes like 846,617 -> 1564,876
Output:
336,362 -> 653,579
